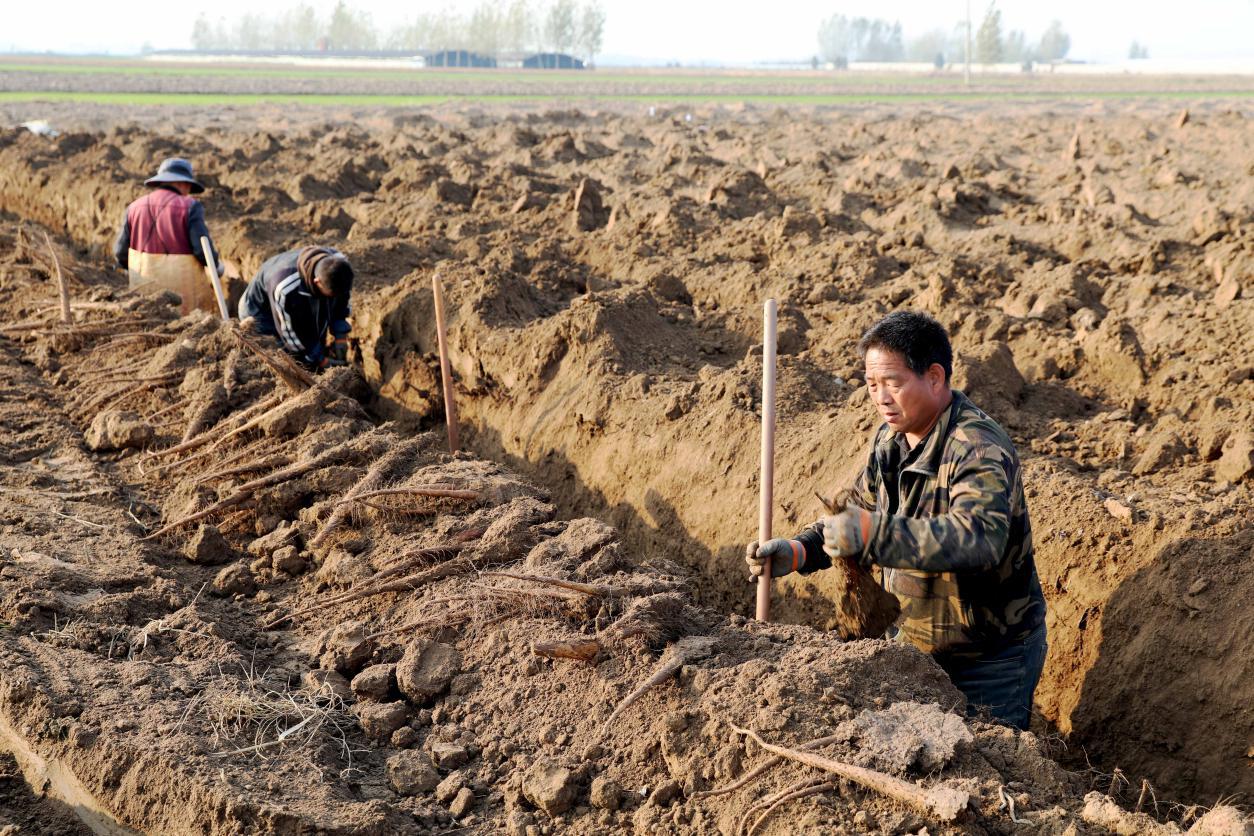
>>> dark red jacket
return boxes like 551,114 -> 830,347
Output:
112,186 -> 218,269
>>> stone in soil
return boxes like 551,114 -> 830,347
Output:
318,621 -> 376,675
387,751 -> 440,795
211,563 -> 255,596
351,663 -> 397,701
85,409 -> 153,451
355,701 -> 410,741
522,760 -> 578,815
396,639 -> 461,705
589,775 -> 622,811
183,523 -> 234,565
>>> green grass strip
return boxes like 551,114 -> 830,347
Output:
1,90 -> 1252,107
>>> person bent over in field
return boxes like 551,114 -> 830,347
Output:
238,246 -> 353,371
112,157 -> 224,314
747,310 -> 1047,730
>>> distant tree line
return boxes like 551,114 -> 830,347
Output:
191,0 -> 606,61
817,4 -> 1071,68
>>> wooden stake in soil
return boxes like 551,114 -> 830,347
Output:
431,271 -> 460,453
756,298 -> 778,622
200,236 -> 231,321
42,231 -> 71,325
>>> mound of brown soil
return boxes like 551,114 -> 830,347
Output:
0,97 -> 1251,827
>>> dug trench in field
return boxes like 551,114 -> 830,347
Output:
0,101 -> 1251,813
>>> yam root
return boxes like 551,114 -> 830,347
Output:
603,636 -> 715,732
310,440 -> 425,548
146,393 -> 281,460
815,490 -> 901,639
532,638 -> 601,662
484,571 -> 627,598
693,732 -> 843,800
730,725 -> 969,822
264,545 -> 469,628
743,778 -> 838,836
232,326 -> 313,392
144,429 -> 388,539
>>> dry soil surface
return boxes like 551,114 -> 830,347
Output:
0,95 -> 1250,834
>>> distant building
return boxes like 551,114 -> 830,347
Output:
521,53 -> 585,70
424,49 -> 496,68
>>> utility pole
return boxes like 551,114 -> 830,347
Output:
964,0 -> 972,86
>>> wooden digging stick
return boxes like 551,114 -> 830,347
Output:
42,231 -> 71,324
757,298 -> 778,622
200,236 -> 230,321
432,271 -> 460,453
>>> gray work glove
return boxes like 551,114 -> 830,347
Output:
745,538 -> 805,579
820,508 -> 870,563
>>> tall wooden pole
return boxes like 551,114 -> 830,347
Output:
756,299 -> 778,622
200,236 -> 230,321
432,271 -> 460,454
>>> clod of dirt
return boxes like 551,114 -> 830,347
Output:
523,517 -> 617,574
183,524 -> 234,565
522,760 -> 579,815
430,742 -> 470,769
387,751 -> 440,795
1215,431 -> 1253,483
1132,429 -> 1187,476
589,775 -> 623,811
271,545 -> 308,575
1082,316 -> 1147,392
247,521 -> 301,556
211,563 -> 255,596
952,342 -> 1025,423
84,409 -> 153,451
351,663 -> 396,701
314,547 -> 371,588
318,621 -> 376,675
835,702 -> 973,775
259,386 -> 333,437
354,701 -> 410,741
449,787 -> 475,817
301,669 -> 352,702
1187,807 -> 1254,836
396,639 -> 461,705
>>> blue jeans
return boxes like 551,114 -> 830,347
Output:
938,623 -> 1047,730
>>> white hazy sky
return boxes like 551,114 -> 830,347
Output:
4,1 -> 1254,64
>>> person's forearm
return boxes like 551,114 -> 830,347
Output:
794,523 -> 830,574
187,204 -> 221,271
112,216 -> 130,267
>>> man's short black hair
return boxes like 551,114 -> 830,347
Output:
316,256 -> 354,296
857,310 -> 952,381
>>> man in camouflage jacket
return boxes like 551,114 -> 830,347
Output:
747,310 -> 1047,729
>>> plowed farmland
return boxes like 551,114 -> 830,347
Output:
0,75 -> 1250,834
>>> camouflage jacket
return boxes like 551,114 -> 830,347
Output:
797,390 -> 1046,656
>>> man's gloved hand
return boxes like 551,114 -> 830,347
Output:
745,538 -> 805,579
821,508 -> 872,563
330,337 -> 349,363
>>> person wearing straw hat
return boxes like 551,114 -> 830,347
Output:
112,157 -> 224,314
